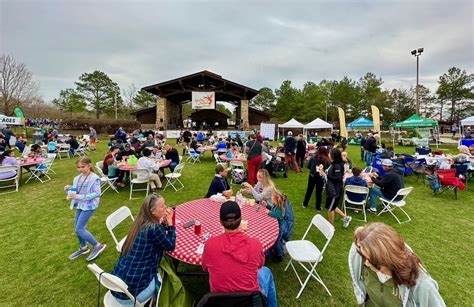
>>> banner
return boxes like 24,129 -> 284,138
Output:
260,123 -> 276,140
13,107 -> 25,118
192,92 -> 215,109
0,115 -> 22,126
337,107 -> 347,138
165,130 -> 181,138
371,105 -> 381,133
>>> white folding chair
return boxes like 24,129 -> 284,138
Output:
106,206 -> 135,252
25,157 -> 54,184
377,187 -> 414,224
213,153 -> 227,167
94,162 -> 119,195
0,166 -> 20,194
46,153 -> 57,174
57,144 -> 70,159
129,169 -> 151,200
284,214 -> 335,299
87,263 -> 161,307
343,185 -> 370,222
74,143 -> 87,157
163,163 -> 185,192
187,148 -> 201,164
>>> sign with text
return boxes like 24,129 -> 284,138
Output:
0,115 -> 22,126
192,92 -> 215,109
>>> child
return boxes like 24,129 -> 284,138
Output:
265,190 -> 291,262
64,157 -> 106,261
344,167 -> 368,202
47,137 -> 57,153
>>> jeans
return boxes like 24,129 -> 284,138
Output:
303,175 -> 324,210
75,209 -> 98,247
69,148 -> 76,157
114,276 -> 156,305
296,153 -> 306,169
258,267 -> 277,307
360,147 -> 365,161
365,151 -> 373,166
369,188 -> 384,209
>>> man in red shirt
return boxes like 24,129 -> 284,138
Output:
202,201 -> 277,306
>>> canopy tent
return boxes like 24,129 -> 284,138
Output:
460,116 -> 474,126
392,114 -> 438,128
303,118 -> 333,130
278,118 -> 304,139
347,116 -> 373,128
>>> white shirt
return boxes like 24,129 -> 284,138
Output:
137,157 -> 161,178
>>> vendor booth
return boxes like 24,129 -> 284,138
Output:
303,118 -> 332,143
278,118 -> 304,140
391,114 -> 439,148
460,116 -> 474,147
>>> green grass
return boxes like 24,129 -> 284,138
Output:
1,142 -> 473,306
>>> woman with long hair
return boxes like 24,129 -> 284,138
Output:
111,194 -> 175,304
325,148 -> 352,228
245,133 -> 263,185
349,223 -> 445,306
303,146 -> 331,210
241,169 -> 275,204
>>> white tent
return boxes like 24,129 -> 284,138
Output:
460,116 -> 474,126
303,118 -> 333,130
278,118 -> 304,139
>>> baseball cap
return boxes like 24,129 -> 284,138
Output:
381,159 -> 393,167
220,201 -> 241,221
288,131 -> 293,136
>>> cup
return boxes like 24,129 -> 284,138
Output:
194,221 -> 202,235
240,220 -> 248,231
249,199 -> 256,207
67,187 -> 77,200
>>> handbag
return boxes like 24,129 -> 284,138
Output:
127,155 -> 138,166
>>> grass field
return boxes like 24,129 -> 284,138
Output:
1,141 -> 473,306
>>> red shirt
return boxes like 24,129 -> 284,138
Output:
202,231 -> 264,293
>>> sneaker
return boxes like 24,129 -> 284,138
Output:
368,208 -> 377,214
343,216 -> 352,228
302,203 -> 308,208
68,247 -> 90,260
86,244 -> 106,261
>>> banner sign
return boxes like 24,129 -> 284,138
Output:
0,115 -> 22,126
260,123 -> 276,140
337,107 -> 348,138
371,105 -> 381,133
192,92 -> 215,109
228,131 -> 246,139
165,130 -> 181,138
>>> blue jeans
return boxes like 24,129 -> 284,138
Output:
365,151 -> 373,166
69,148 -> 76,157
369,188 -> 384,210
360,147 -> 365,161
75,209 -> 98,247
258,267 -> 277,307
115,276 -> 156,305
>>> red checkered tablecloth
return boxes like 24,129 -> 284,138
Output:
168,198 -> 279,266
19,158 -> 44,167
219,154 -> 247,163
199,146 -> 217,151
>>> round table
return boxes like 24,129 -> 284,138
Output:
219,154 -> 247,163
199,146 -> 217,152
19,157 -> 44,167
168,198 -> 279,265
118,159 -> 171,171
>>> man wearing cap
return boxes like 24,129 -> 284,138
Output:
283,131 -> 300,177
116,144 -> 138,161
368,159 -> 404,214
202,201 -> 277,306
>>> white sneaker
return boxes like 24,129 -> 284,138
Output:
343,216 -> 352,228
368,208 -> 377,214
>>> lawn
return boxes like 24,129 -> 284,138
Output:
1,141 -> 473,306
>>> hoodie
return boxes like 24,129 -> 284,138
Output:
345,176 -> 368,202
202,232 -> 264,293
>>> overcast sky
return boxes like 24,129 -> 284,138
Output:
1,0 -> 473,102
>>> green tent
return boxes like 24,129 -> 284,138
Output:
391,114 -> 438,128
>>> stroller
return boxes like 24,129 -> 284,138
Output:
264,155 -> 287,178
231,168 -> 247,184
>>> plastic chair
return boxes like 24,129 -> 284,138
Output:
95,162 -> 119,195
25,157 -> 54,184
57,144 -> 70,159
213,153 -> 227,167
163,163 -> 185,192
0,165 -> 19,195
377,187 -> 414,224
129,169 -> 151,200
343,185 -> 370,222
87,263 -> 160,307
284,214 -> 334,299
196,291 -> 267,307
74,143 -> 87,157
186,147 -> 201,164
106,206 -> 135,252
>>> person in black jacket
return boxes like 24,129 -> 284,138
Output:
296,134 -> 307,169
325,148 -> 352,228
364,133 -> 377,166
368,159 -> 404,214
303,147 -> 330,210
205,164 -> 233,198
283,131 -> 300,177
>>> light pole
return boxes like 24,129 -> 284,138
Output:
411,48 -> 424,115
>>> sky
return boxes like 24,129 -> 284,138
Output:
1,0 -> 473,103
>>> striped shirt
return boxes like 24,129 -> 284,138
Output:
71,173 -> 101,211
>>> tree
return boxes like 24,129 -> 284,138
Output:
75,71 -> 121,119
436,67 -> 474,122
250,87 -> 276,112
122,84 -> 138,110
273,80 -> 300,121
133,90 -> 157,110
387,88 -> 416,122
327,77 -> 361,122
52,88 -> 86,117
0,54 -> 38,115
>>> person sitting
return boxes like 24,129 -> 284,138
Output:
105,158 -> 126,188
0,150 -> 20,180
152,145 -> 163,160
368,159 -> 404,214
349,223 -> 445,306
47,137 -> 57,154
241,169 -> 275,204
226,144 -> 239,159
344,167 -> 368,202
205,164 -> 233,198
342,151 -> 353,173
201,201 -> 277,307
116,144 -> 137,161
142,135 -> 155,149
216,138 -> 227,153
108,137 -> 116,148
111,194 -> 175,305
102,146 -> 120,175
66,135 -> 80,157
164,144 -> 180,171
30,144 -> 47,158
196,132 -> 205,143
450,145 -> 472,163
115,139 -> 125,151
380,146 -> 394,159
137,148 -> 162,191
15,136 -> 26,153
190,137 -> 201,154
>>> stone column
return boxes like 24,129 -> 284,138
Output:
156,97 -> 167,129
240,99 -> 249,130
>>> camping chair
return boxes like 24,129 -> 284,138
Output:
436,169 -> 465,199
25,157 -> 55,184
129,169 -> 151,200
163,163 -> 185,192
196,291 -> 267,307
377,187 -> 414,224
284,214 -> 335,299
87,263 -> 161,307
57,144 -> 70,159
0,165 -> 20,195
94,162 -> 119,195
343,185 -> 370,222
106,206 -> 135,252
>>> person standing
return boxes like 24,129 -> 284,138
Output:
89,127 -> 97,151
245,133 -> 263,185
64,157 -> 106,261
451,125 -> 457,137
303,147 -> 331,210
364,133 -> 377,167
182,129 -> 192,155
284,131 -> 300,177
296,134 -> 307,170
2,126 -> 15,149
